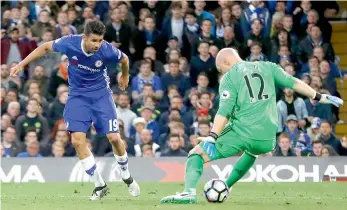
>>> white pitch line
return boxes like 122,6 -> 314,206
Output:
1,195 -> 346,200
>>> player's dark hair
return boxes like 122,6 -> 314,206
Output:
84,20 -> 106,36
198,119 -> 211,127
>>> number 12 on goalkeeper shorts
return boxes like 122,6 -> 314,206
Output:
109,119 -> 118,132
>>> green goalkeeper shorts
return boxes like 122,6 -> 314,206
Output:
198,125 -> 276,161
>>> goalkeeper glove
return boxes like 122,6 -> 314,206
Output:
313,93 -> 344,107
197,132 -> 218,158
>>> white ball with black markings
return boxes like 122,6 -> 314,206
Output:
203,179 -> 230,203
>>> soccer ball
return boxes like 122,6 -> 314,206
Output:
203,179 -> 230,203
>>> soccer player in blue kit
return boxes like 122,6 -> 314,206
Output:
10,20 -> 140,200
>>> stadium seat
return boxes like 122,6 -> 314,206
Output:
336,124 -> 347,135
333,44 -> 347,54
339,112 -> 347,122
336,78 -> 347,89
331,22 -> 347,33
331,32 -> 346,44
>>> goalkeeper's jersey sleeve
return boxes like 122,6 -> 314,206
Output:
217,61 -> 296,140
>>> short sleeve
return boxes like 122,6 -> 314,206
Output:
52,35 -> 73,54
108,44 -> 124,63
216,73 -> 237,118
270,62 -> 296,89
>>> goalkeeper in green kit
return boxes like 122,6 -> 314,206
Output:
160,48 -> 343,204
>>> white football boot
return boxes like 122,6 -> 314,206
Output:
90,184 -> 109,201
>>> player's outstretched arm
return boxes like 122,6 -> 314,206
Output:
292,79 -> 344,107
271,62 -> 343,108
10,41 -> 53,77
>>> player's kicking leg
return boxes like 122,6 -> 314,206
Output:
65,93 -> 109,201
106,133 -> 140,197
71,132 -> 109,200
93,92 -> 140,197
160,128 -> 259,204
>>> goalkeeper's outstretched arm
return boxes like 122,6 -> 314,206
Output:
292,78 -> 343,107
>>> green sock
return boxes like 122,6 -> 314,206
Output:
226,152 -> 256,187
183,154 -> 204,193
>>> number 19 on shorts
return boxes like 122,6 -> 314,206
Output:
109,119 -> 118,132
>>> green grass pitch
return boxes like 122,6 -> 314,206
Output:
1,182 -> 347,210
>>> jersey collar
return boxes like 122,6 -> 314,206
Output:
81,39 -> 94,57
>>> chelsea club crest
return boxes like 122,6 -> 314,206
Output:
95,60 -> 103,68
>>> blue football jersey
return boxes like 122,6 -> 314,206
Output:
52,35 -> 123,96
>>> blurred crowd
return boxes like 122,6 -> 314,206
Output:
1,0 -> 347,159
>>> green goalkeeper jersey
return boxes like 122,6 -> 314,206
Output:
217,61 -> 296,140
